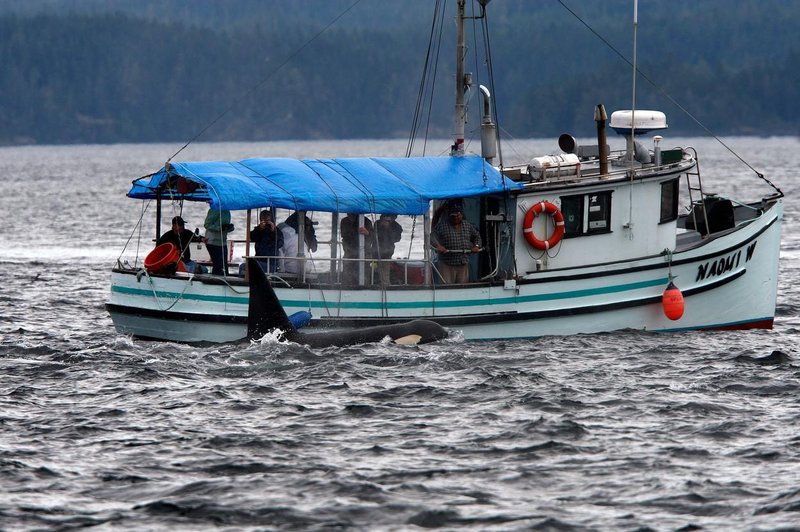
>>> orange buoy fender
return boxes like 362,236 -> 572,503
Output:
522,201 -> 565,251
144,243 -> 181,274
662,281 -> 685,320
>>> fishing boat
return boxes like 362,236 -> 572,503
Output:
107,1 -> 783,343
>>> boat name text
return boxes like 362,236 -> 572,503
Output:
696,242 -> 756,282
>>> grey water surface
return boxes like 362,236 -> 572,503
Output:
1,138 -> 799,530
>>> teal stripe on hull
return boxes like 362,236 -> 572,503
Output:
111,285 -> 249,305
112,276 -> 669,311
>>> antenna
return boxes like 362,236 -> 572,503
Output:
625,0 -> 639,235
629,0 -> 638,162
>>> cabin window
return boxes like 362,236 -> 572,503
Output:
660,179 -> 679,223
561,196 -> 584,238
586,193 -> 611,234
560,191 -> 612,238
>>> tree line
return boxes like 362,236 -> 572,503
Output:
1,1 -> 798,146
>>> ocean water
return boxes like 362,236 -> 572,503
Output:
1,137 -> 799,530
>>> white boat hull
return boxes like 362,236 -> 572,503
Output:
106,0 -> 785,345
107,199 -> 782,342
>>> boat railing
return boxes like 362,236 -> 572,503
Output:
515,146 -> 693,186
244,254 -> 433,287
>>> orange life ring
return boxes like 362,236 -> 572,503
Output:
522,201 -> 565,250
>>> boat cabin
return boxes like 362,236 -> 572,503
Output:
124,116 -> 725,291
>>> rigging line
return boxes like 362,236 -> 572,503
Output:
414,0 -> 447,157
167,0 -> 364,163
664,247 -> 674,280
422,1 -> 447,156
406,215 -> 417,259
117,198 -> 153,267
556,0 -> 782,197
135,200 -> 151,268
409,0 -> 446,157
480,3 -> 503,169
469,0 -> 482,133
118,199 -> 149,260
495,124 -> 526,164
407,0 -> 443,157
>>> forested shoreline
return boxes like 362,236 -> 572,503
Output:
1,0 -> 798,146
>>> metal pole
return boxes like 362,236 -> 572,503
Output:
452,0 -> 467,156
155,195 -> 162,242
331,212 -> 339,281
423,210 -> 432,285
357,214 -> 365,285
297,210 -> 306,283
244,209 -> 252,280
629,0 -> 638,162
245,209 -> 252,256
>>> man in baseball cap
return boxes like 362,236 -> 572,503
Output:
156,215 -> 205,273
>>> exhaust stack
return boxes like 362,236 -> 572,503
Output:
479,85 -> 497,162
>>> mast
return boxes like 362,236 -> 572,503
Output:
451,0 -> 468,156
628,0 -> 638,161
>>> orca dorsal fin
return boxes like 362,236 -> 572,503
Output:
246,258 -> 295,340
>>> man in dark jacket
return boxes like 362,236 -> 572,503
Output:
156,216 -> 204,273
249,210 -> 284,273
375,214 -> 403,284
340,213 -> 374,285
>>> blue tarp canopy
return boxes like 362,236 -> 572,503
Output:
127,156 -> 522,215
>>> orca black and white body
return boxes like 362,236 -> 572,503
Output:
246,258 -> 448,347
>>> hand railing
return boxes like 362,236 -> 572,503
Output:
243,254 -> 433,286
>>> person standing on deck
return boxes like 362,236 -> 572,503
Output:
431,202 -> 481,284
280,212 -> 318,275
249,210 -> 284,273
156,216 -> 204,273
340,213 -> 374,285
375,214 -> 403,284
204,207 -> 233,275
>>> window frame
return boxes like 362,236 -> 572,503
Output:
659,178 -> 679,224
560,194 -> 584,239
560,191 -> 613,239
585,192 -> 612,235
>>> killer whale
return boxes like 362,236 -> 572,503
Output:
246,258 -> 448,347
734,350 -> 791,366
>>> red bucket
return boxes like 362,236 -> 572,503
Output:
390,261 -> 425,284
144,243 -> 183,274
